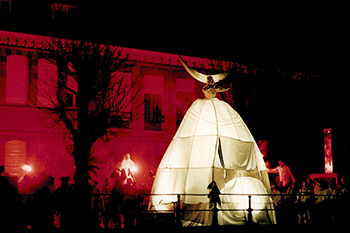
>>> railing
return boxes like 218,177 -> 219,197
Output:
1,192 -> 348,229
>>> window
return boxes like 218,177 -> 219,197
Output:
51,3 -> 76,20
144,75 -> 164,131
5,140 -> 26,177
144,94 -> 163,131
110,72 -> 132,129
6,55 -> 28,105
37,59 -> 57,107
176,79 -> 194,128
0,55 -> 6,103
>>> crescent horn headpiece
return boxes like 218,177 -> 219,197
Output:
179,56 -> 229,84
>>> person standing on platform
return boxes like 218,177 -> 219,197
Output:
268,159 -> 296,188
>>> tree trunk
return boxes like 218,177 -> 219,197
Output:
71,144 -> 93,230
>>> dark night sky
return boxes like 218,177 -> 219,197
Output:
95,1 -> 350,79
3,0 -> 350,180
7,1 -> 349,78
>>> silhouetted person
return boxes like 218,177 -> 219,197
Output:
110,178 -> 125,228
31,175 -> 56,230
90,180 -> 101,229
0,171 -> 19,230
54,177 -> 73,229
101,178 -> 112,228
121,197 -> 137,228
296,181 -> 312,224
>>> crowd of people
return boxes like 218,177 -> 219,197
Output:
89,176 -> 149,229
0,164 -> 150,231
1,155 -> 349,230
267,160 -> 349,224
270,177 -> 348,224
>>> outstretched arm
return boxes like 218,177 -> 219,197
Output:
268,167 -> 279,173
214,83 -> 232,93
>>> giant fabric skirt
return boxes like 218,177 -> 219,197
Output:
148,98 -> 276,225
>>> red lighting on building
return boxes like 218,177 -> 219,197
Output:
1,29 -> 240,190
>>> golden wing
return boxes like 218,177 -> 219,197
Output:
179,56 -> 229,83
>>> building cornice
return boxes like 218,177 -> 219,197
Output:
0,30 -> 330,83
0,30 -> 239,72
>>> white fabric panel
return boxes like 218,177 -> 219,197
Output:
218,101 -> 252,141
175,99 -> 257,141
151,168 -> 186,206
219,177 -> 276,225
184,168 -> 212,203
220,138 -> 257,170
159,138 -> 192,168
194,100 -> 218,136
188,136 -> 217,167
174,102 -> 200,138
212,168 -> 226,191
149,97 -> 276,225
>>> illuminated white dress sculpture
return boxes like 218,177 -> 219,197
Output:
148,57 -> 276,226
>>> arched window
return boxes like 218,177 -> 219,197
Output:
37,59 -> 57,107
6,55 -> 28,105
5,140 -> 26,177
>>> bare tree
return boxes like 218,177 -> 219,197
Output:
36,37 -> 140,228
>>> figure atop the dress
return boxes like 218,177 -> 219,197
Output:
179,56 -> 231,99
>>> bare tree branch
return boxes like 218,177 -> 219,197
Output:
36,37 -> 141,178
